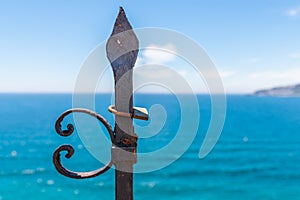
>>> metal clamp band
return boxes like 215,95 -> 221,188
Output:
111,145 -> 137,164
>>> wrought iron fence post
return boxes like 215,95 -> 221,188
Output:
53,7 -> 147,200
107,7 -> 139,200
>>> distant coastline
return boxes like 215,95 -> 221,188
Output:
254,84 -> 300,97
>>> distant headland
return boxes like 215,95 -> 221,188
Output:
254,84 -> 300,97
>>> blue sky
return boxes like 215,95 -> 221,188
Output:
0,0 -> 300,93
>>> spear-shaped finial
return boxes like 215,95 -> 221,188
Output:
106,7 -> 139,79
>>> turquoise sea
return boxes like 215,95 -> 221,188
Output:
0,94 -> 300,199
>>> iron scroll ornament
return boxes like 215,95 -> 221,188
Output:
53,106 -> 148,179
53,108 -> 115,179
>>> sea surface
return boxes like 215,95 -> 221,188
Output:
0,94 -> 300,200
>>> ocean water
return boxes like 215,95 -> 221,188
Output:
0,94 -> 300,200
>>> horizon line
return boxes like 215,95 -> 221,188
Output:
0,91 -> 249,95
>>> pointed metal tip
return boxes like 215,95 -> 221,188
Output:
106,6 -> 139,66
110,6 -> 132,36
117,6 -> 126,21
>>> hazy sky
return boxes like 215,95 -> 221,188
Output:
1,0 -> 300,93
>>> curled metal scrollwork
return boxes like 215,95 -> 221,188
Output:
53,145 -> 113,179
55,108 -> 115,142
53,108 -> 115,179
